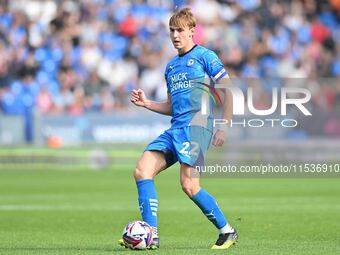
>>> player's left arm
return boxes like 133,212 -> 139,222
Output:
201,50 -> 233,147
212,76 -> 233,147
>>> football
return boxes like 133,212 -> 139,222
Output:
122,220 -> 153,250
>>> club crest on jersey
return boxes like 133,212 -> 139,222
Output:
187,59 -> 195,66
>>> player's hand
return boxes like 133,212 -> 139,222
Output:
130,89 -> 149,107
212,130 -> 225,147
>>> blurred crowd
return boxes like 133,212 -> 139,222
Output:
0,0 -> 340,116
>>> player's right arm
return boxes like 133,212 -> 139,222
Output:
130,89 -> 172,116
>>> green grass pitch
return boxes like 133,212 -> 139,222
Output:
0,151 -> 340,254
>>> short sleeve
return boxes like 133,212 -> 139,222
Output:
201,50 -> 227,82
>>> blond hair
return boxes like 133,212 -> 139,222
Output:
169,7 -> 196,29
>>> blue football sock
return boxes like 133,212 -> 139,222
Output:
136,179 -> 158,228
191,188 -> 227,229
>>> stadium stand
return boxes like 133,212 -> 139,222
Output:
0,0 -> 339,142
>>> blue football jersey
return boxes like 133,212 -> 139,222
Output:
165,45 -> 227,130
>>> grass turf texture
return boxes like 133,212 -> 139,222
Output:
0,149 -> 339,254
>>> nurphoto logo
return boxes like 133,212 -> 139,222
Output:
200,82 -> 312,128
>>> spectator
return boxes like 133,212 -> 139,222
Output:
0,0 -> 339,119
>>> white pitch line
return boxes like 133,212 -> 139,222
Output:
0,204 -> 338,212
0,205 -> 136,211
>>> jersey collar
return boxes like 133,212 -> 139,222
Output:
178,44 -> 197,57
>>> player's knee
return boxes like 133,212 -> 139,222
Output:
133,166 -> 153,180
181,181 -> 197,198
182,186 -> 193,197
133,167 -> 144,180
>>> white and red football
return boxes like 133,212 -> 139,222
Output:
122,220 -> 153,250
